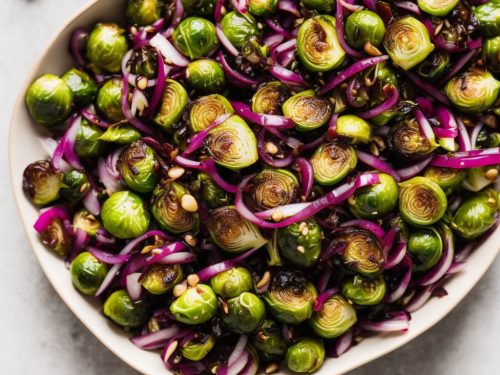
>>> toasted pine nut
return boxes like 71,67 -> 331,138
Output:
181,194 -> 198,212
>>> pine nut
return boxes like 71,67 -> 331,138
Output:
181,194 -> 198,212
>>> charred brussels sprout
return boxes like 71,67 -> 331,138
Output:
195,172 -> 230,209
60,170 -> 89,206
345,10 -> 385,49
246,169 -> 299,211
173,17 -> 218,59
153,79 -> 188,132
282,90 -> 332,131
309,294 -> 357,338
181,334 -> 216,361
96,78 -> 125,122
387,117 -> 437,160
349,173 -> 399,220
342,275 -> 386,306
310,141 -> 357,186
206,206 -> 267,252
408,227 -> 443,271
252,81 -> 289,115
285,338 -> 325,373
302,0 -> 334,12
277,219 -> 323,268
335,114 -> 373,144
26,74 -> 72,127
416,50 -> 450,82
249,0 -> 278,16
151,180 -> 199,234
251,320 -> 287,361
474,0 -> 500,37
101,191 -> 150,239
75,119 -> 105,159
483,37 -> 500,73
61,68 -> 98,107
186,59 -> 225,93
297,15 -> 345,72
476,127 -> 500,148
445,70 -> 500,114
141,264 -> 183,294
418,0 -> 459,16
86,23 -> 128,73
23,160 -> 65,206
399,176 -> 447,226
73,208 -> 101,236
40,218 -> 73,257
103,289 -> 149,327
70,252 -> 108,295
126,0 -> 164,26
220,11 -> 260,49
189,94 -> 233,132
264,269 -> 317,324
424,166 -> 466,195
119,140 -> 159,193
181,0 -> 216,16
383,16 -> 434,70
211,267 -> 253,298
222,292 -> 266,334
170,284 -> 218,324
100,124 -> 142,144
128,45 -> 158,79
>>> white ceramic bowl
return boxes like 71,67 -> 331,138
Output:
8,0 -> 500,374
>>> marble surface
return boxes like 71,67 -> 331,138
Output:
0,1 -> 498,374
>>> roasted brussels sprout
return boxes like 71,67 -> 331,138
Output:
173,17 -> 218,59
194,172 -> 230,209
309,294 -> 357,338
383,16 -> 435,70
222,292 -> 266,334
246,169 -> 299,211
335,114 -> 373,144
349,173 -> 399,220
206,206 -> 267,253
151,180 -> 199,234
119,140 -> 159,193
188,94 -> 233,132
474,0 -> 500,37
310,140 -> 357,186
26,74 -> 73,127
170,284 -> 218,324
252,81 -> 289,115
264,269 -> 317,324
96,78 -> 125,122
181,334 -> 216,361
285,338 -> 325,373
103,289 -> 149,327
342,275 -> 386,305
248,0 -> 278,16
416,50 -> 450,82
345,10 -> 385,49
86,23 -> 128,73
186,59 -> 225,93
476,127 -> 500,148
128,45 -> 159,79
70,252 -> 108,295
73,208 -> 101,236
241,37 -> 270,65
462,166 -> 499,192
387,117 -> 437,160
399,176 -> 447,226
483,36 -> 500,73
23,160 -> 65,206
220,11 -> 260,49
301,0 -> 334,12
408,227 -> 443,271
141,264 -> 183,295
445,70 -> 500,114
251,319 -> 288,361
60,170 -> 89,206
40,217 -> 73,257
210,267 -> 253,298
100,124 -> 142,144
153,79 -> 189,132
181,0 -> 216,16
61,68 -> 98,107
277,219 -> 323,268
126,0 -> 164,26
101,191 -> 150,239
75,119 -> 105,159
418,0 -> 459,16
424,166 -> 466,195
282,90 -> 332,131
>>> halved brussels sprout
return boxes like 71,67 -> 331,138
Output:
310,140 -> 357,186
342,275 -> 386,306
482,37 -> 500,73
26,74 -> 73,127
277,219 -> 323,268
210,267 -> 253,298
418,0 -> 459,16
345,10 -> 386,49
387,117 -> 437,160
141,264 -> 183,295
336,114 -> 373,144
205,115 -> 258,170
181,334 -> 216,361
60,170 -> 89,207
251,319 -> 288,362
220,11 -> 260,49
86,23 -> 128,73
246,169 -> 299,211
302,0 -> 334,12
408,227 -> 443,271
248,0 -> 278,16
119,140 -> 159,193
75,119 -> 105,159
297,15 -> 345,72
40,218 -> 73,257
383,16 -> 435,70
151,180 -> 199,234
188,94 -> 233,132
462,166 -> 498,192
100,124 -> 142,144
222,292 -> 266,334
264,269 -> 317,324
309,294 -> 357,338
101,191 -> 150,239
153,79 -> 189,132
474,0 -> 500,37
193,172 -> 230,209
103,289 -> 149,327
62,68 -> 98,107
206,206 -> 267,253
416,50 -> 450,82
73,208 -> 101,236
181,0 -> 216,16
399,176 -> 447,226
70,252 -> 108,295
445,70 -> 500,114
126,0 -> 164,26
170,284 -> 218,324
173,17 -> 218,59
349,173 -> 399,220
424,166 -> 466,195
23,160 -> 65,206
286,338 -> 325,373
252,82 -> 290,115
128,45 -> 158,79
282,90 -> 332,131
186,59 -> 225,93
96,78 -> 125,122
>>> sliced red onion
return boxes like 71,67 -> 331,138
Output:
385,242 -> 407,269
265,18 -> 292,38
183,113 -> 232,155
336,0 -> 364,58
396,156 -> 433,181
255,203 -> 310,220
164,0 -> 184,37
228,335 -> 248,367
435,106 -> 457,130
142,49 -> 166,118
313,287 -> 340,312
454,242 -> 475,262
302,134 -> 326,151
319,241 -> 348,262
470,122 -> 484,149
97,148 -> 124,194
282,323 -> 293,343
257,129 -> 294,168
264,33 -> 285,48
433,127 -> 458,138
126,272 -> 143,301
363,0 -> 377,10
121,72 -> 155,135
328,328 -> 354,358
216,24 -> 239,56
81,108 -> 111,128
340,219 -> 386,240
67,228 -> 89,265
446,261 -> 466,275
430,147 -> 500,168
82,186 -> 101,216
272,38 -> 297,57
96,228 -> 116,244
150,33 -> 189,67
218,51 -> 259,86
404,71 -> 451,105
405,284 -> 435,312
232,101 -> 295,128
239,353 -> 258,375
317,267 -> 332,293
415,109 -> 436,144
385,256 -> 413,303
295,158 -> 313,200
33,206 -> 70,234
215,0 -> 225,22
415,97 -> 434,117
156,252 -> 196,264
269,66 -> 308,87
361,312 -> 410,332
356,150 -> 402,182
88,247 -> 132,264
278,0 -> 301,17
145,242 -> 188,266
131,326 -> 181,350
456,117 -> 472,152
439,49 -> 479,85
383,227 -> 397,257
326,113 -> 338,140
62,115 -> 84,170
197,248 -> 260,281
358,85 -> 399,119
394,1 -> 421,14
339,0 -> 364,12
70,28 -> 88,67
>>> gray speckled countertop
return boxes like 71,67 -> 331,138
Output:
0,1 -> 498,374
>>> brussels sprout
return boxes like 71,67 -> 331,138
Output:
251,319 -> 288,361
193,172 -> 230,209
399,176 -> 447,226
173,17 -> 218,59
100,124 -> 142,144
408,227 -> 443,271
128,45 -> 159,79
170,284 -> 218,324
248,0 -> 278,16
151,180 -> 199,234
285,338 -> 325,373
445,70 -> 500,114
252,81 -> 290,115
383,16 -> 435,70
188,94 -> 233,132
23,160 -> 65,206
335,114 -> 373,144
210,267 -> 253,298
277,219 -> 323,268
342,275 -> 386,305
309,294 -> 357,338
75,119 -> 105,159
96,78 -> 125,122
241,37 -> 270,65
206,206 -> 267,253
462,166 -> 499,192
476,127 -> 500,148
70,252 -> 108,295
103,289 -> 149,327
387,117 -> 437,160
264,269 -> 317,324
222,292 -> 266,334
282,90 -> 332,131
119,140 -> 159,193
424,166 -> 466,195
153,79 -> 188,132
181,0 -> 216,16
310,140 -> 357,186
220,11 -> 260,49
205,115 -> 259,170
61,68 -> 98,107
186,59 -> 226,93
60,170 -> 89,206
25,74 -> 73,127
246,169 -> 299,211
181,334 -> 216,361
73,208 -> 101,236
40,217 -> 73,257
451,188 -> 499,239
126,0 -> 164,26
141,264 -> 183,294
349,173 -> 399,220
418,0 -> 459,16
101,191 -> 150,239
302,0 -> 334,12
297,15 -> 345,72
345,10 -> 385,49
86,23 -> 128,73
474,0 -> 500,37
333,227 -> 385,276
416,50 -> 450,81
